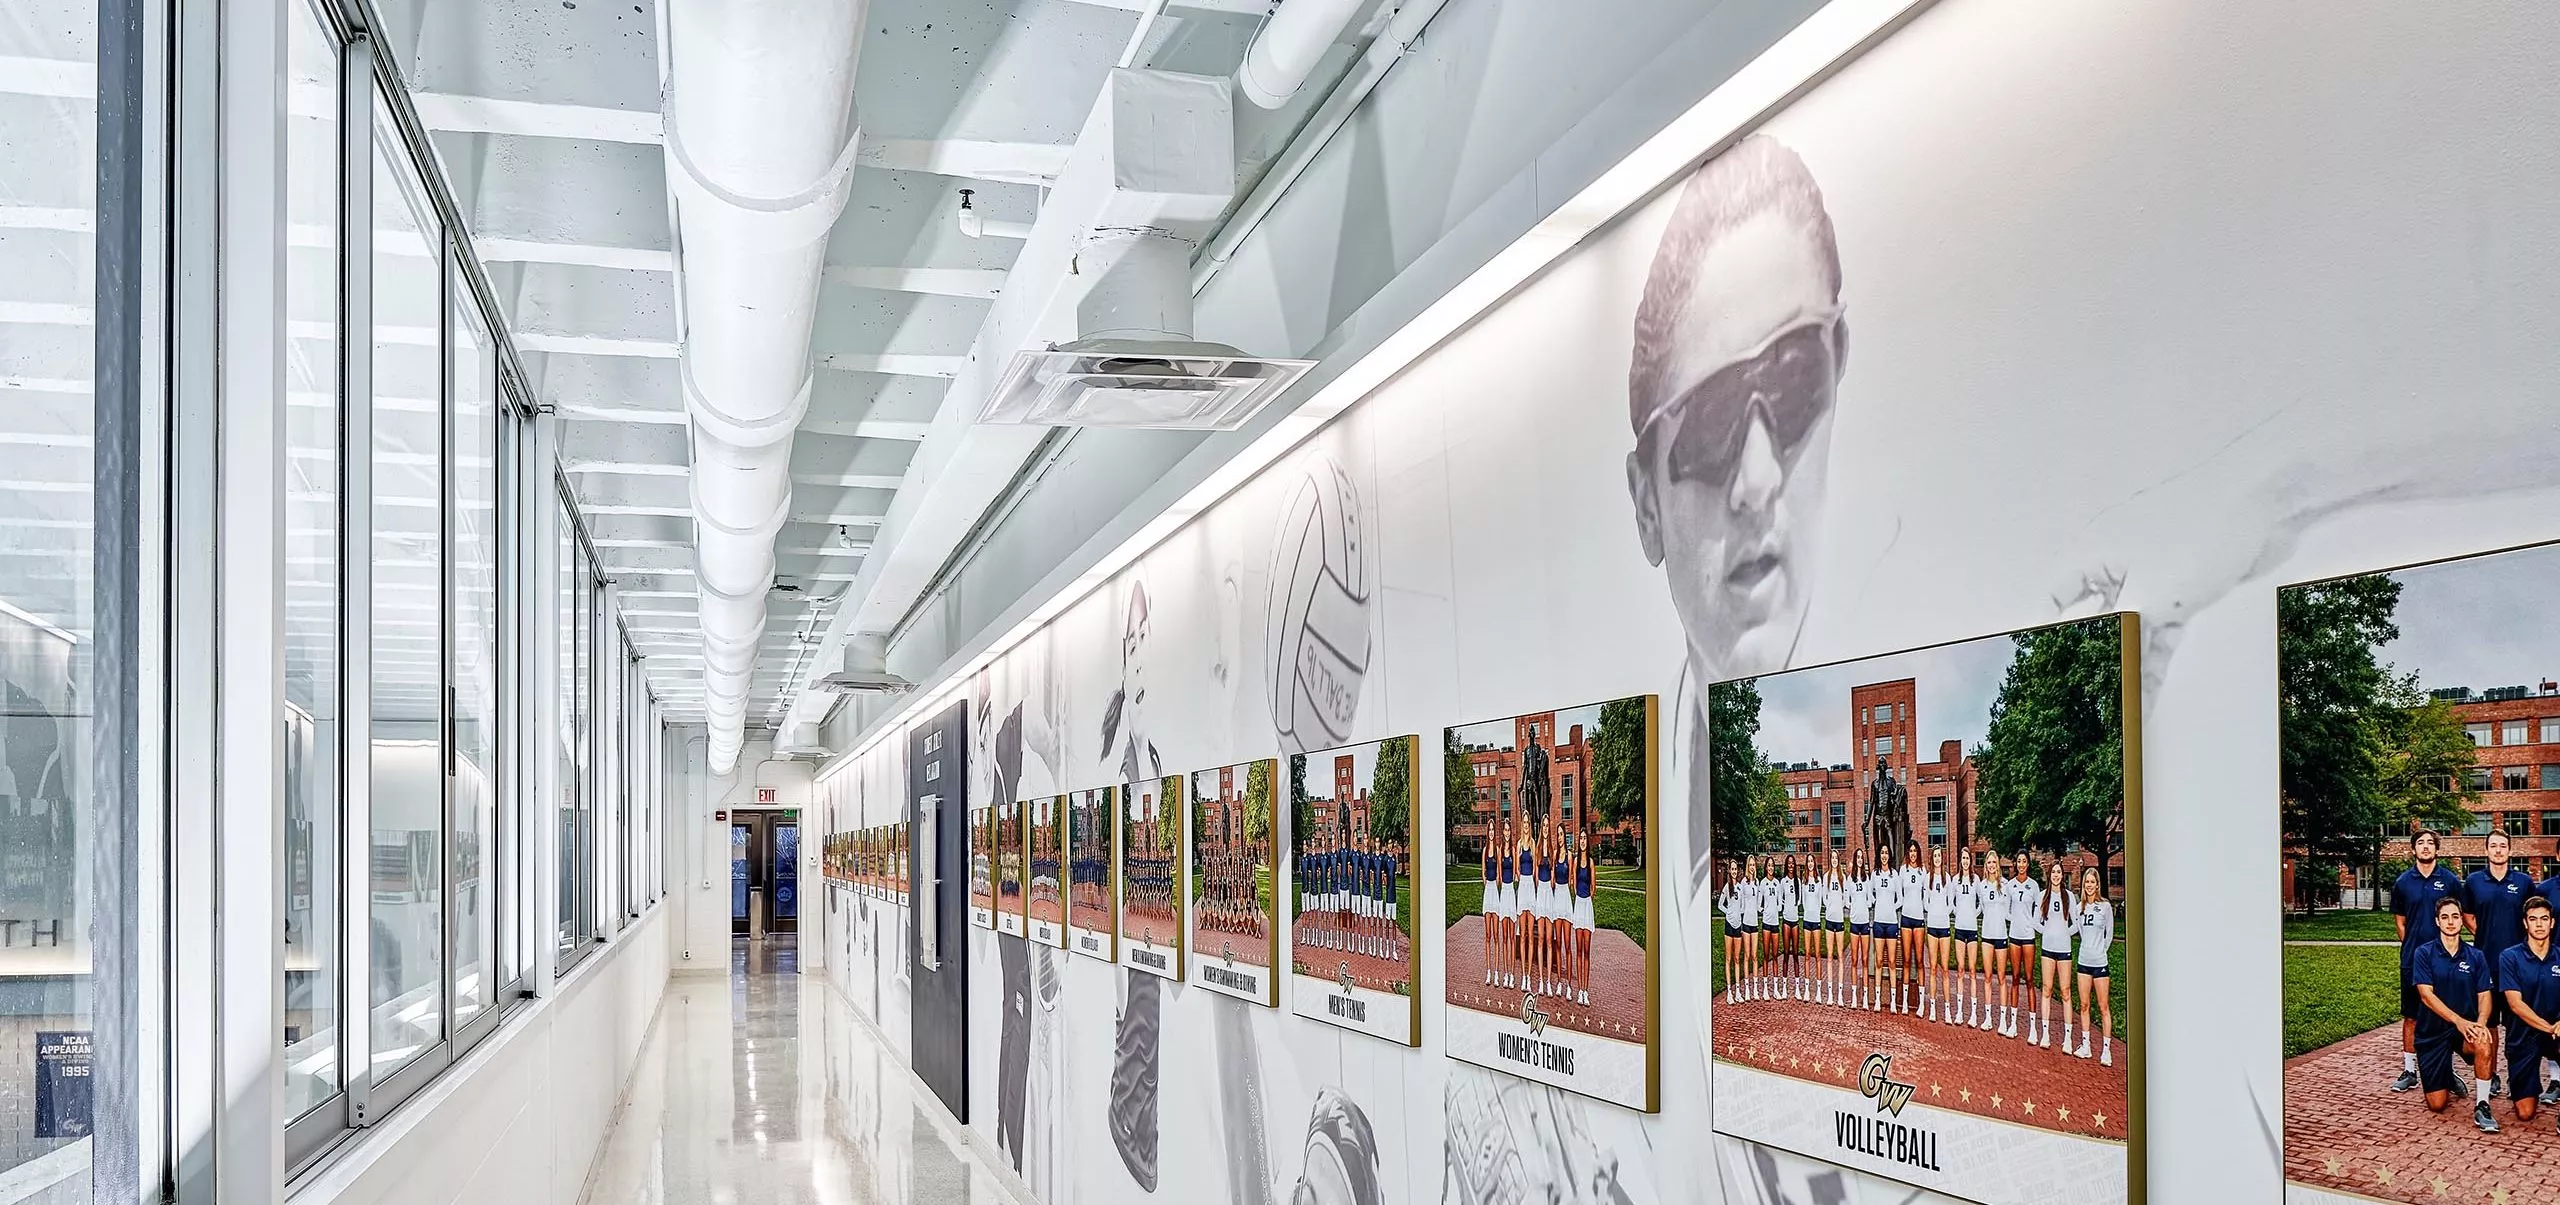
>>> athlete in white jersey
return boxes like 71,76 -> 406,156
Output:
1898,842 -> 1929,1015
1872,858 -> 1902,1013
2034,860 -> 2080,1050
1822,855 -> 1849,1005
1978,851 -> 2014,1035
2009,858 -> 2041,1036
1951,849 -> 1983,1027
2074,865 -> 2116,1064
1922,847 -> 1954,1022
1847,851 -> 1875,1010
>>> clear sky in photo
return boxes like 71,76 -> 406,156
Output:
1744,633 -> 2017,769
2374,542 -> 2560,695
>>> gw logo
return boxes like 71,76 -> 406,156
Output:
1858,1053 -> 1915,1117
1337,962 -> 1357,994
1519,993 -> 1551,1036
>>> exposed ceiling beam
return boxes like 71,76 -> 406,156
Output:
817,353 -> 970,379
515,331 -> 681,358
561,463 -> 902,491
580,504 -> 887,525
824,266 -> 1007,300
1057,0 -> 1272,13
0,56 -> 90,99
410,91 -> 664,146
856,138 -> 1072,186
553,403 -> 927,443
478,237 -> 675,273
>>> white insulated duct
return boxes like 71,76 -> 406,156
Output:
664,0 -> 867,773
1238,0 -> 1365,109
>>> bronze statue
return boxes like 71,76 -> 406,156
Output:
1864,756 -> 1909,861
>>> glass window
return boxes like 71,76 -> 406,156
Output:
2545,765 -> 2560,792
2507,811 -> 2532,836
2504,766 -> 2532,792
282,0 -> 342,1123
558,493 -> 590,956
451,290 -> 498,1032
2469,723 -> 2494,747
2542,812 -> 2560,837
0,0 -> 96,1180
2544,719 -> 2560,745
368,103 -> 446,1080
2504,720 -> 2531,746
2469,767 -> 2494,792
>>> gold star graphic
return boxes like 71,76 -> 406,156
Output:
2094,1112 -> 2108,1129
1790,1056 -> 1801,1070
2376,1167 -> 2395,1186
1930,1083 -> 1942,1098
1990,1094 -> 2003,1109
2492,1187 -> 2512,1205
1958,1088 -> 1972,1103
2056,1106 -> 2071,1123
2321,1157 -> 2341,1175
2430,1176 -> 2448,1198
2023,1100 -> 2037,1116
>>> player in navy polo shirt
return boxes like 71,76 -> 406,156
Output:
2498,894 -> 2560,1129
2393,830 -> 2464,1092
2469,829 -> 2536,1096
2413,894 -> 2500,1132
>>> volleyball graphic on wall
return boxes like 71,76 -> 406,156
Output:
1265,454 -> 1372,753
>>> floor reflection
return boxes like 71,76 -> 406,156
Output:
580,935 -> 1015,1204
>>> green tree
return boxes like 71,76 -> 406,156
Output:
2279,576 -> 2478,881
1589,697 -> 1650,864
1445,728 -> 1478,865
1973,616 -> 2126,876
1709,678 -> 1791,853
1156,777 -> 1181,849
1369,736 -> 1412,847
1246,758 -> 1274,845
1288,755 -> 1313,854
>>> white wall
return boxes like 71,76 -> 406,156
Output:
287,908 -> 671,1205
813,1 -> 2560,1203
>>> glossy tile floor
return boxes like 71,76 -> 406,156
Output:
581,936 -> 1021,1204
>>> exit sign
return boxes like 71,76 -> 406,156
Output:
756,787 -> 776,803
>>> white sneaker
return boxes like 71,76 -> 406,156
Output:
2100,1040 -> 2113,1067
2076,1036 -> 2092,1060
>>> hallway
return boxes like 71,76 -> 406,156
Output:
580,939 -> 1019,1205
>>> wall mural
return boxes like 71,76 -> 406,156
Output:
811,0 -> 2560,1201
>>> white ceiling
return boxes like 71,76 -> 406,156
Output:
384,0 -> 1318,726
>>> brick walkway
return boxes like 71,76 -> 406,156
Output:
1291,929 -> 1417,994
2287,1021 -> 2560,1204
1029,891 -> 1065,930
1189,917 -> 1271,968
1709,969 -> 2129,1142
1121,903 -> 1179,949
1441,915 -> 1649,1042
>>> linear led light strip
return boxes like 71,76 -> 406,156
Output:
817,0 -> 1929,778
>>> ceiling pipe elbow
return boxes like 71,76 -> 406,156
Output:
1238,0 -> 1364,109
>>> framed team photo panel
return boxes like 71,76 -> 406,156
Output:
1067,786 -> 1118,961
1289,735 -> 1423,1046
1121,774 -> 1185,980
995,799 -> 1027,937
1445,695 -> 1660,1111
1028,795 -> 1068,948
1186,758 -> 1281,1007
969,806 -> 996,929
1708,614 -> 2143,1205
2280,540 -> 2560,1205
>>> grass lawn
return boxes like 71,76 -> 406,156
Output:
2281,909 -> 2398,943
2285,943 -> 2398,1057
1446,874 -> 1647,949
1704,920 -> 2127,1040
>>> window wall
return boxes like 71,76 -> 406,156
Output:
0,0 -> 99,1186
1,0 -> 672,1185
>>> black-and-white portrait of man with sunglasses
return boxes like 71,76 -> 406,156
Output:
1627,133 -> 1845,687
1630,136 -> 1846,1141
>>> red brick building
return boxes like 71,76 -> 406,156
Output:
1774,679 -> 1979,858
1453,711 -> 1643,860
1200,763 -> 1245,847
1307,753 -> 1374,848
2380,685 -> 2560,867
